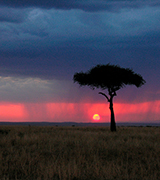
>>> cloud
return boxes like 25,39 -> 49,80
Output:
0,6 -> 159,52
0,6 -> 159,60
0,0 -> 160,11
0,2 -> 159,106
0,75 -> 101,104
0,7 -> 28,23
0,76 -> 74,103
0,76 -> 50,102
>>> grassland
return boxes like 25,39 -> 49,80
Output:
0,126 -> 159,180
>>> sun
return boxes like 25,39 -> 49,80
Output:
92,114 -> 100,121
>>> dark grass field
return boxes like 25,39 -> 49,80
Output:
0,126 -> 160,180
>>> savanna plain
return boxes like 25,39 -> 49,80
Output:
0,125 -> 160,180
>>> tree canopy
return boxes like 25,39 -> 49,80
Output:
73,64 -> 146,92
73,64 -> 146,131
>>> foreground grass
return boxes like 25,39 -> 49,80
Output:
0,126 -> 160,180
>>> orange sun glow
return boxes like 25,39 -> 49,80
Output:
93,114 -> 100,121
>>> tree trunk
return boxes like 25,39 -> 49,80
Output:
98,91 -> 117,132
109,98 -> 116,132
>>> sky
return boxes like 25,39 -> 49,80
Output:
0,0 -> 160,123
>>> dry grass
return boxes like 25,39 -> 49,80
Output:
0,125 -> 160,180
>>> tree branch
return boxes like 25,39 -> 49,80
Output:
112,91 -> 117,97
99,92 -> 110,102
108,88 -> 117,97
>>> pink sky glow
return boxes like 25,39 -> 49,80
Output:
0,100 -> 159,123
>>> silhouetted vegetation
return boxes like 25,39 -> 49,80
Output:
0,129 -> 10,135
73,64 -> 146,131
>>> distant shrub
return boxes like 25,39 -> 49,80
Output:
0,129 -> 10,135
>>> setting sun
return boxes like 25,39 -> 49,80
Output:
93,114 -> 100,121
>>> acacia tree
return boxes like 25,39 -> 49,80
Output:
73,64 -> 146,131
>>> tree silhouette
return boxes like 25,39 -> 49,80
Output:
73,64 -> 146,131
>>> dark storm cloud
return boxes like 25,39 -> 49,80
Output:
0,7 -> 28,23
0,1 -> 159,104
0,5 -> 159,82
1,5 -> 159,52
0,0 -> 160,11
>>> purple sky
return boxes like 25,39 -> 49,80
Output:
0,0 -> 160,122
